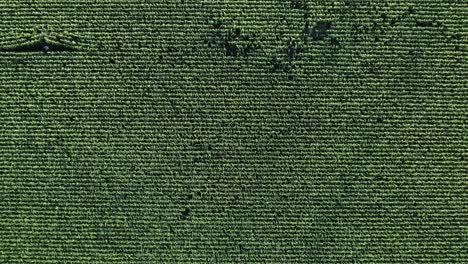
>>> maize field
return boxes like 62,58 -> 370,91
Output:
0,0 -> 466,263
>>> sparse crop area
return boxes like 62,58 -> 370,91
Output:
0,0 -> 466,263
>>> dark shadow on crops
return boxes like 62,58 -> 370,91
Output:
0,38 -> 76,53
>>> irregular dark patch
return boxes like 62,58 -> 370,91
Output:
285,38 -> 304,60
192,141 -> 212,151
330,37 -> 340,46
239,244 -> 248,253
169,46 -> 179,52
225,42 -> 238,56
212,19 -> 224,29
269,33 -> 307,75
311,21 -> 332,41
290,0 -> 307,9
450,33 -> 461,40
374,174 -> 384,181
206,26 -> 260,57
303,20 -> 311,41
416,20 -> 434,27
269,55 -> 290,72
180,208 -> 192,220
168,224 -> 175,234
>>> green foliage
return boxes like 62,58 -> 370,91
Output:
0,0 -> 466,263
